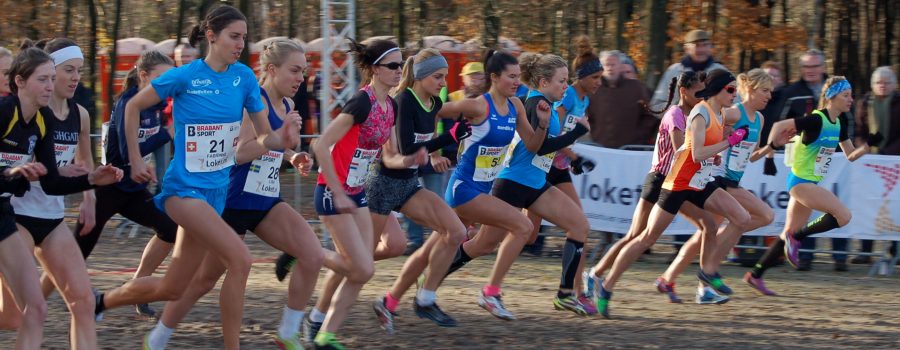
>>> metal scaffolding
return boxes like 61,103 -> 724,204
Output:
318,0 -> 356,130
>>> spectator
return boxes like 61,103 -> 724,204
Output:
586,50 -> 657,148
449,62 -> 485,101
173,43 -> 199,66
620,55 -> 639,80
761,60 -> 785,89
650,29 -> 727,112
0,47 -> 12,96
851,66 -> 899,264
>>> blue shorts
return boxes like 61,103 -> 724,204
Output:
154,184 -> 228,215
786,171 -> 818,192
314,184 -> 368,216
445,174 -> 492,208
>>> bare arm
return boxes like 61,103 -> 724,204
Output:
840,139 -> 869,162
234,113 -> 268,164
312,113 -> 355,196
689,115 -> 730,162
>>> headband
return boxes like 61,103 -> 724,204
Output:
695,71 -> 736,99
824,79 -> 851,99
576,59 -> 602,79
413,55 -> 449,80
373,47 -> 400,65
50,46 -> 84,66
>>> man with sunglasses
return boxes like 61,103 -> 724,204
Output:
650,29 -> 728,113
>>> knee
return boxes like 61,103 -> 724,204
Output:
66,287 -> 96,316
446,224 -> 468,246
157,284 -> 186,301
732,210 -> 752,229
565,217 -> 591,241
759,209 -> 775,228
510,218 -> 534,239
297,249 -> 325,273
20,299 -> 46,326
834,209 -> 852,227
346,264 -> 375,284
385,238 -> 407,258
226,252 -> 253,277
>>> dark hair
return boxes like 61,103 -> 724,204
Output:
42,38 -> 79,54
571,35 -> 599,73
648,70 -> 706,114
188,5 -> 248,47
347,38 -> 400,84
482,49 -> 518,90
119,50 -> 174,99
8,47 -> 53,95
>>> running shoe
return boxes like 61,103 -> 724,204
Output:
742,271 -> 776,296
136,303 -> 157,318
582,271 -> 602,299
477,293 -> 516,320
275,253 -> 297,282
275,332 -> 304,350
783,233 -> 801,268
142,332 -> 154,350
595,284 -> 612,319
372,296 -> 396,335
313,334 -> 345,350
654,277 -> 683,303
414,302 -> 457,327
577,295 -> 598,315
553,295 -> 589,316
695,287 -> 730,305
697,270 -> 733,295
301,314 -> 322,344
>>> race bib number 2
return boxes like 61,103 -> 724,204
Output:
814,147 -> 835,177
185,122 -> 241,173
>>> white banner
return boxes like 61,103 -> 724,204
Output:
569,144 -> 900,240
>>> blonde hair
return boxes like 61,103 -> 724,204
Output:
392,48 -> 442,96
519,53 -> 567,90
0,47 -> 11,60
818,76 -> 849,109
258,38 -> 306,84
736,68 -> 774,102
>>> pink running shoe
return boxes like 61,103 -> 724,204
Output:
743,271 -> 777,296
783,233 -> 802,268
654,277 -> 683,303
578,295 -> 598,315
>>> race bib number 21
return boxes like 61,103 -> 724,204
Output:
185,121 -> 241,173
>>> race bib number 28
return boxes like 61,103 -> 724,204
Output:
185,122 -> 241,173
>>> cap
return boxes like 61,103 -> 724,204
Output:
460,62 -> 484,76
685,29 -> 711,44
695,69 -> 735,99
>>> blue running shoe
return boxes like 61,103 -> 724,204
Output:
695,287 -> 730,305
698,270 -> 733,295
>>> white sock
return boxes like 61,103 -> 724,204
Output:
309,307 -> 326,323
147,321 -> 174,350
416,289 -> 437,306
278,306 -> 305,339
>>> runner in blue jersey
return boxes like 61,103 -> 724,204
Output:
93,7 -> 299,350
143,39 -> 321,350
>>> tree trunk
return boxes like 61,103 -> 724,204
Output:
615,0 -> 633,51
645,0 -> 667,88
87,0 -> 99,97
483,0 -> 499,48
108,0 -> 123,118
395,0 -> 405,47
64,0 -> 74,37
418,0 -> 428,47
287,0 -> 296,38
781,0 -> 790,81
813,0 -> 826,49
175,0 -> 188,45
238,0 -> 251,65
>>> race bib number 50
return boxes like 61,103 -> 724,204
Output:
185,121 -> 241,173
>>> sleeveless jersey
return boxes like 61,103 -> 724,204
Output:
551,85 -> 589,169
498,90 -> 561,189
451,93 -> 518,187
662,100 -> 724,191
791,110 -> 841,182
719,102 -> 761,182
226,89 -> 287,211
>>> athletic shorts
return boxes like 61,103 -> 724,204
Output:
314,184 -> 368,216
656,182 -> 719,215
366,174 -> 421,215
445,174 -> 493,208
786,171 -> 817,192
15,214 -> 64,246
493,178 -> 552,209
0,198 -> 18,243
547,167 -> 572,186
223,206 -> 277,235
639,171 -> 666,203
154,184 -> 228,215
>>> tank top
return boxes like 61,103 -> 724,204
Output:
453,93 -> 518,184
13,99 -> 81,219
791,110 -> 841,182
650,105 -> 686,175
662,100 -> 724,192
498,90 -> 562,189
551,85 -> 590,169
226,89 -> 287,211
719,102 -> 761,182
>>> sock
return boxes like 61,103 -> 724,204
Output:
794,214 -> 840,240
590,266 -> 601,279
751,239 -> 786,278
415,288 -> 437,306
277,306 -> 304,339
147,320 -> 174,349
559,238 -> 584,290
314,331 -> 337,346
557,290 -> 573,298
384,292 -> 400,313
482,284 -> 501,297
444,246 -> 473,278
94,293 -> 105,315
309,307 -> 326,323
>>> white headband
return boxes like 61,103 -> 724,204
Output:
373,47 -> 400,64
50,46 -> 84,66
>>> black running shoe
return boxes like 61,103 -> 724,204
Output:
414,302 -> 457,327
301,313 -> 322,344
275,253 -> 297,282
135,303 -> 156,318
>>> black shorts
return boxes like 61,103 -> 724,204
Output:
365,174 -> 422,215
639,172 -> 666,204
656,182 -> 719,215
223,207 -> 273,235
713,176 -> 741,190
0,198 -> 17,242
493,178 -> 552,209
547,167 -> 572,186
15,214 -> 64,246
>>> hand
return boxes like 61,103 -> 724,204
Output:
448,116 -> 472,143
713,154 -> 722,166
279,111 -> 302,150
333,192 -> 358,214
570,155 -> 595,175
88,164 -> 124,186
7,163 -> 47,181
58,164 -> 90,177
78,198 -> 96,236
536,100 -> 551,128
727,126 -> 750,146
403,148 -> 428,168
289,152 -> 313,176
430,155 -> 451,173
772,128 -> 796,149
129,158 -> 156,184
763,157 -> 777,176
575,115 -> 591,132
867,132 -> 884,147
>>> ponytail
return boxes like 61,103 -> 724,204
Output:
648,77 -> 678,115
392,56 -> 416,96
117,50 -> 174,99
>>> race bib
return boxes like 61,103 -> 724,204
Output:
689,158 -> 717,189
0,152 -> 31,168
138,126 -> 161,163
408,133 -> 433,169
54,143 -> 78,168
101,122 -> 109,165
473,145 -> 507,181
346,148 -> 379,187
243,150 -> 283,197
562,114 -> 580,134
532,152 -> 556,173
727,140 -> 755,173
184,122 -> 241,173
814,147 -> 835,177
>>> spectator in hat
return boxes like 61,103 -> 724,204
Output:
650,29 -> 728,112
449,62 -> 486,101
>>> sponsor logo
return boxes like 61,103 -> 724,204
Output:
233,76 -> 241,87
191,79 -> 213,87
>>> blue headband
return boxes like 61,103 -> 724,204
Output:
576,59 -> 602,79
825,79 -> 851,99
413,55 -> 449,80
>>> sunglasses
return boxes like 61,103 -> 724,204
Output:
376,62 -> 404,70
724,86 -> 737,94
